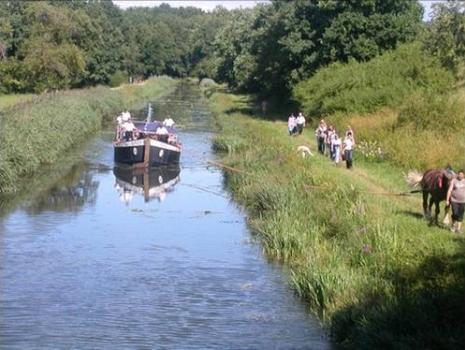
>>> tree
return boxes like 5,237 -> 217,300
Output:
211,0 -> 423,98
426,1 -> 465,77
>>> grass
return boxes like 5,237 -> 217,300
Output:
0,76 -> 177,193
206,86 -> 465,349
0,93 -> 34,110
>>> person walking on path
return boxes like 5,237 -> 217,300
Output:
332,133 -> 342,164
446,169 -> 465,233
296,112 -> 306,135
315,120 -> 327,154
345,125 -> 355,142
343,132 -> 355,169
288,114 -> 297,136
325,126 -> 334,158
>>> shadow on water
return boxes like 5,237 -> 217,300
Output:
331,237 -> 465,349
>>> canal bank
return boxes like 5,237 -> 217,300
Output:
0,76 -> 177,194
206,86 -> 465,349
0,83 -> 331,349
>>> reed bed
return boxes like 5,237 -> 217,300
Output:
207,88 -> 465,349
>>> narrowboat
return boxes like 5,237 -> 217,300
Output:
113,106 -> 181,167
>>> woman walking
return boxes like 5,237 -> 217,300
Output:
288,114 -> 297,136
446,169 -> 465,233
343,132 -> 355,169
333,133 -> 342,164
315,120 -> 327,154
296,112 -> 306,135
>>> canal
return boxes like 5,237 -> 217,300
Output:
0,83 -> 331,349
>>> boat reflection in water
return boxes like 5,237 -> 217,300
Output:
113,165 -> 180,204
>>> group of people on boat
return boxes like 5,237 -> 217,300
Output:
116,111 -> 137,141
288,112 -> 306,135
115,111 -> 177,145
315,119 -> 355,169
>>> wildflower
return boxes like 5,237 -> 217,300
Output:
362,244 -> 371,254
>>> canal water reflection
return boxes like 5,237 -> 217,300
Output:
113,166 -> 181,204
0,83 -> 332,349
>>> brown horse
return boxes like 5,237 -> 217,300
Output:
407,169 -> 456,225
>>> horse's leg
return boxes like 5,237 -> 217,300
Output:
427,196 -> 435,225
434,199 -> 440,226
423,191 -> 430,221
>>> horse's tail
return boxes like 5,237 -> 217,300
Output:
406,170 -> 423,188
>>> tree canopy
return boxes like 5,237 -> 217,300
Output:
1,0 -> 461,97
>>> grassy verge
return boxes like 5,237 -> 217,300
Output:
207,87 -> 465,349
0,94 -> 34,110
0,76 -> 177,193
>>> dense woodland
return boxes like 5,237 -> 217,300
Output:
1,0 -> 464,98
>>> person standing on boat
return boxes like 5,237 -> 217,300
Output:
156,125 -> 169,142
163,117 -> 175,128
121,113 -> 136,141
446,169 -> 465,233
116,113 -> 124,140
296,112 -> 306,135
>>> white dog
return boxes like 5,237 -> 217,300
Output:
297,145 -> 314,158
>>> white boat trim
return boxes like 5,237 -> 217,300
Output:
114,139 -> 145,148
114,138 -> 181,152
149,139 -> 181,152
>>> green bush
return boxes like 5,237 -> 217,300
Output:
398,91 -> 465,132
109,71 -> 128,88
294,43 -> 453,116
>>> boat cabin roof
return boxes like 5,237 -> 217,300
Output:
133,121 -> 176,134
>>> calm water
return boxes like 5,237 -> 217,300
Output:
0,84 -> 331,349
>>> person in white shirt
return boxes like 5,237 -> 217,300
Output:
296,112 -> 306,135
332,132 -> 341,162
122,111 -> 131,122
343,132 -> 355,169
288,114 -> 297,136
345,125 -> 355,143
116,114 -> 124,140
315,120 -> 327,154
156,126 -> 169,135
163,117 -> 175,128
156,125 -> 169,142
325,126 -> 334,158
122,118 -> 136,141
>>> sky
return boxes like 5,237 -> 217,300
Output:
113,1 -> 442,20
